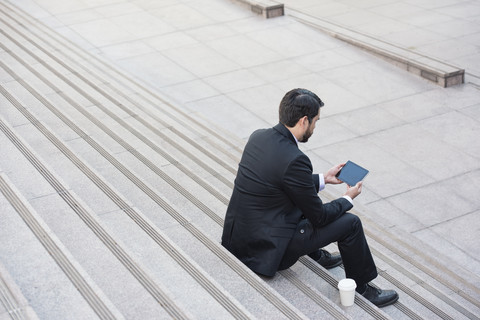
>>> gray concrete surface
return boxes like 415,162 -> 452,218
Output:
280,0 -> 480,84
8,0 -> 480,289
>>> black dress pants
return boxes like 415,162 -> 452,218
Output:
278,213 -> 378,286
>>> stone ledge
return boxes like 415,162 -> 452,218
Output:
288,9 -> 465,87
232,0 -> 284,18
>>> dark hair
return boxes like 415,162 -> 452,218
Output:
279,88 -> 324,127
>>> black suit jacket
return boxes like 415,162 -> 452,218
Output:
221,123 -> 352,276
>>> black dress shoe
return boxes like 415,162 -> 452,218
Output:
309,249 -> 343,269
361,284 -> 399,307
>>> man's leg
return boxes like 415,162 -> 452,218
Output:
279,213 -> 398,307
281,213 -> 377,285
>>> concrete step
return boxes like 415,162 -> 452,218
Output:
0,172 -> 113,320
0,141 -> 137,320
0,119 -> 213,319
1,1 -> 479,319
0,220 -> 40,320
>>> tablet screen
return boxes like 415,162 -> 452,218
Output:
336,160 -> 369,186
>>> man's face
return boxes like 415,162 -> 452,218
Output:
300,111 -> 320,143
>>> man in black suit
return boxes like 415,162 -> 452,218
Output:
222,88 -> 398,307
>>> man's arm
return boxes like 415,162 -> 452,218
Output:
284,155 -> 353,228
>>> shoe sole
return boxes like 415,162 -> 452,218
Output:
324,260 -> 343,269
375,294 -> 399,308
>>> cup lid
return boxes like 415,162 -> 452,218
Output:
338,278 -> 356,290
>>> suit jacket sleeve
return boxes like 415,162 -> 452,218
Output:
284,154 -> 352,227
312,174 -> 320,192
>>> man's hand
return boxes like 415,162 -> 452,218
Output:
324,163 -> 345,185
344,181 -> 363,200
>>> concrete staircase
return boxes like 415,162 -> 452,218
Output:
0,1 -> 479,319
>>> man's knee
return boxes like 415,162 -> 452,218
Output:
341,213 -> 365,239
344,212 -> 361,227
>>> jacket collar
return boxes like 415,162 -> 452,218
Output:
273,123 -> 297,146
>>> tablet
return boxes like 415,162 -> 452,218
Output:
336,160 -> 369,186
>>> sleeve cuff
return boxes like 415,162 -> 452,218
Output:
342,195 -> 354,205
319,174 -> 325,192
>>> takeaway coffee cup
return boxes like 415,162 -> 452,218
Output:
338,278 -> 356,307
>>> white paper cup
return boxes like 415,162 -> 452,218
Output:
338,278 -> 356,307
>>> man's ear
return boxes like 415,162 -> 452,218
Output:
301,116 -> 309,127
294,116 -> 309,129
